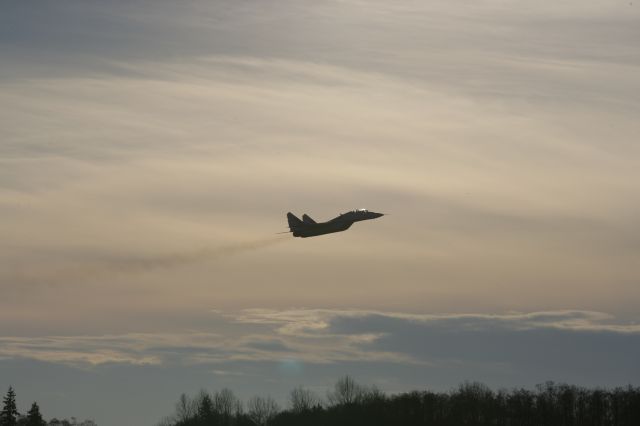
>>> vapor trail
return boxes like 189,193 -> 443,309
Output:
109,236 -> 288,273
7,236 -> 290,286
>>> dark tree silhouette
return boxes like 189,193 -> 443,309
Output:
289,387 -> 319,413
213,388 -> 242,425
160,379 -> 640,426
25,402 -> 45,426
196,391 -> 216,425
327,375 -> 363,406
175,393 -> 196,424
0,387 -> 19,426
247,396 -> 279,426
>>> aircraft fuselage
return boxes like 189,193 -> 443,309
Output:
287,210 -> 383,238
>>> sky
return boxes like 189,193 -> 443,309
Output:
1,0 -> 639,424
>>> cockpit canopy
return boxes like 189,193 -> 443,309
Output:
340,208 -> 368,216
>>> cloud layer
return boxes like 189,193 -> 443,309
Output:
2,54 -> 639,321
2,309 -> 638,376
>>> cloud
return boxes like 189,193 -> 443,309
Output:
1,309 -> 638,378
2,54 -> 638,316
235,308 -> 640,334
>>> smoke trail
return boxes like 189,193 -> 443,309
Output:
7,236 -> 290,286
108,236 -> 288,273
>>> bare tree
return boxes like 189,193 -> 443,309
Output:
327,375 -> 363,406
213,388 -> 242,424
174,393 -> 196,423
289,386 -> 320,413
247,396 -> 279,426
214,388 -> 240,418
361,384 -> 387,404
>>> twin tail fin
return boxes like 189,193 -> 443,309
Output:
287,212 -> 303,231
302,214 -> 316,224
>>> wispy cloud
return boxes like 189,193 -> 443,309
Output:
235,308 -> 640,334
2,51 -> 638,309
1,309 -> 638,369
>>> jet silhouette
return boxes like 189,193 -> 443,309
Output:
286,209 -> 384,238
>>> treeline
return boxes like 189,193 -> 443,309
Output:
159,377 -> 640,426
0,386 -> 96,426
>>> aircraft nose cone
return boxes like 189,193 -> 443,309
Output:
373,212 -> 384,218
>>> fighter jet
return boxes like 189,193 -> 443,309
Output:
285,209 -> 384,238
